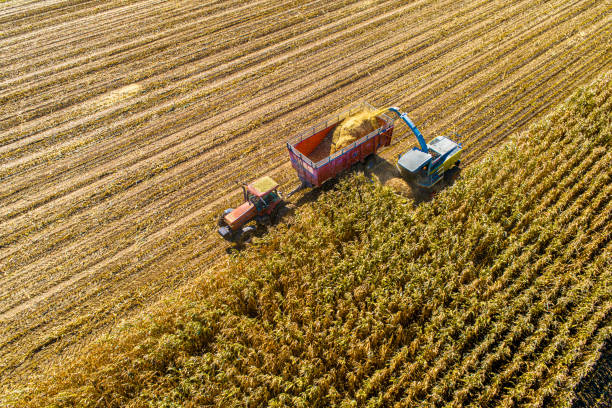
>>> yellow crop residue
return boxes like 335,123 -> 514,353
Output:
330,109 -> 380,153
368,160 -> 416,199
75,84 -> 142,118
384,177 -> 414,198
95,84 -> 142,110
250,176 -> 278,195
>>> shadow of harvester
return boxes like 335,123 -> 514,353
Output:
365,155 -> 462,205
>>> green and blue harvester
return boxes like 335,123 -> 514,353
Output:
387,107 -> 462,188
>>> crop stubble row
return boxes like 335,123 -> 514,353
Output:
0,0 -> 330,112
0,0 -> 329,127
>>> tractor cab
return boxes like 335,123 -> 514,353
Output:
397,136 -> 461,188
245,176 -> 281,212
218,176 -> 283,241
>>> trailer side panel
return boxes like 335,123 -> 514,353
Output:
287,111 -> 394,187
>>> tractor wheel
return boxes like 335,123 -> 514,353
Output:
218,208 -> 233,226
256,215 -> 272,226
270,202 -> 284,223
228,228 -> 242,243
364,154 -> 377,169
218,215 -> 227,227
240,225 -> 256,243
273,203 -> 292,224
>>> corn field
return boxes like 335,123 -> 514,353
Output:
4,73 -> 610,407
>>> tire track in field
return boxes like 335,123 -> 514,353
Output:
421,3 -> 611,156
0,1 -> 206,77
0,0 -> 388,151
0,0 -> 166,57
0,0 -> 265,89
0,0 -> 106,25
0,0 -> 352,132
0,0 -> 271,82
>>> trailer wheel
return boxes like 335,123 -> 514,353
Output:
364,154 -> 377,169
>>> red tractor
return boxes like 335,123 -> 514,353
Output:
218,176 -> 283,241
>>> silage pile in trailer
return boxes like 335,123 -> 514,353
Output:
331,109 -> 379,153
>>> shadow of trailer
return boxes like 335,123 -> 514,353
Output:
286,102 -> 395,193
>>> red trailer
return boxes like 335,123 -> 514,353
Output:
287,103 -> 395,188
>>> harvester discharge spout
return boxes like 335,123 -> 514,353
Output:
382,106 -> 462,189
385,107 -> 429,153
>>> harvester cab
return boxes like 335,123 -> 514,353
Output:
386,107 -> 462,188
218,176 -> 282,241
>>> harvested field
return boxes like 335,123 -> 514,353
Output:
0,0 -> 610,390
